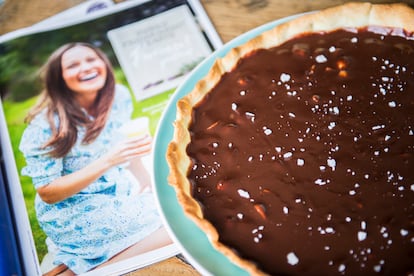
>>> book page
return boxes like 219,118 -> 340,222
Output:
0,0 -> 222,275
108,4 -> 212,100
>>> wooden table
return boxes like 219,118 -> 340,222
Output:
1,0 -> 413,275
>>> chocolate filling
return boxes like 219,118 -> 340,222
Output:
187,28 -> 414,275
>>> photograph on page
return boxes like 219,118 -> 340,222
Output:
0,0 -> 221,275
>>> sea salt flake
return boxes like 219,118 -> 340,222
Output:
327,158 -> 337,171
372,125 -> 385,131
263,127 -> 272,135
400,229 -> 409,236
388,101 -> 397,108
358,231 -> 367,241
315,54 -> 328,63
280,73 -> 291,83
331,106 -> 340,115
328,122 -> 336,130
287,252 -> 299,266
315,179 -> 327,186
361,221 -> 367,230
338,264 -> 346,272
231,103 -> 238,111
238,189 -> 250,199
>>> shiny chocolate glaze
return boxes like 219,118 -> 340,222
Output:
187,28 -> 414,275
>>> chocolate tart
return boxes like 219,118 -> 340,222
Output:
167,3 -> 414,275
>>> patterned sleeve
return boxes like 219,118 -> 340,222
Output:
19,112 -> 63,189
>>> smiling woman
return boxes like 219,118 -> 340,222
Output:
61,45 -> 108,104
18,42 -> 172,275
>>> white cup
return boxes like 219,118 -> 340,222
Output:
118,117 -> 150,139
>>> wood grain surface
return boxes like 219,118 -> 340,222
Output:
1,0 -> 413,275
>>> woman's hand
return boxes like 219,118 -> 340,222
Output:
102,135 -> 153,167
37,135 -> 153,204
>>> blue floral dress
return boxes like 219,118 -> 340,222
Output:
19,85 -> 162,274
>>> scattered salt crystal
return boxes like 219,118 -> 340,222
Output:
315,179 -> 327,185
287,252 -> 299,266
331,106 -> 340,115
280,73 -> 291,83
315,54 -> 328,63
372,125 -> 385,131
238,189 -> 250,199
263,127 -> 272,136
327,158 -> 336,171
328,122 -> 336,130
361,221 -> 367,230
388,101 -> 397,108
374,265 -> 382,273
358,231 -> 367,241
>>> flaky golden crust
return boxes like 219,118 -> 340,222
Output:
166,2 -> 414,275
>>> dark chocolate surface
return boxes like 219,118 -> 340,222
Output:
187,28 -> 414,275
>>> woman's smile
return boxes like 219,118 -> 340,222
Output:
79,71 -> 99,82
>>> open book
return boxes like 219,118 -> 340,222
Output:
0,0 -> 222,275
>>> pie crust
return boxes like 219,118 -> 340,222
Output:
166,3 -> 414,275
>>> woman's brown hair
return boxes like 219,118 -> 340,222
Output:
25,42 -> 115,158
